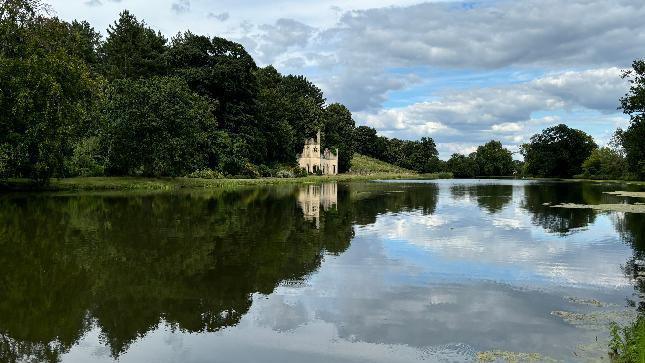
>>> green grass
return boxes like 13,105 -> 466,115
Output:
610,316 -> 645,363
349,154 -> 415,175
0,154 -> 454,192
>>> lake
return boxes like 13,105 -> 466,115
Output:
1,180 -> 643,362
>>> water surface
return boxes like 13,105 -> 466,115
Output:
1,180 -> 643,362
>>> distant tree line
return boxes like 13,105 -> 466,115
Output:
356,56 -> 645,180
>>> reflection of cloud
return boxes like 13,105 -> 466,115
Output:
492,218 -> 525,230
360,189 -> 632,288
250,241 -> 615,360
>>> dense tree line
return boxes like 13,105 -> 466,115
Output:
0,1 -> 366,182
444,140 -> 516,178
354,126 -> 441,173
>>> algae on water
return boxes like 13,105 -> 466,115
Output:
551,310 -> 638,330
603,191 -> 645,199
550,203 -> 645,214
476,350 -> 556,362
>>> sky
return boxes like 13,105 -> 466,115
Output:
47,0 -> 645,159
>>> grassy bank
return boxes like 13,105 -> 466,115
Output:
0,172 -> 452,192
0,153 -> 455,192
610,316 -> 645,362
349,154 -> 414,175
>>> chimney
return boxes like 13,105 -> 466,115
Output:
317,130 -> 321,145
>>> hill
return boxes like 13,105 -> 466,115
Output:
349,154 -> 416,175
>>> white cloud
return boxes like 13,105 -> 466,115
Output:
491,123 -> 523,133
355,67 -> 628,158
48,0 -> 640,151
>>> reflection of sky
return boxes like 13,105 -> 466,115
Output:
360,207 -> 633,289
61,180 -> 640,363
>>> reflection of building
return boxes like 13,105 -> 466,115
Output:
297,131 -> 339,175
297,183 -> 338,228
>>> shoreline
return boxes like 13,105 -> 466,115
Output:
2,174 -> 644,192
0,173 -> 451,192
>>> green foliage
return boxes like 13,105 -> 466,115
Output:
352,125 -> 440,173
581,147 -> 627,180
354,126 -> 387,158
522,124 -> 598,178
275,169 -> 295,178
187,169 -> 224,179
617,59 -> 645,180
0,7 -> 103,183
446,153 -> 477,178
101,77 -> 216,177
350,154 -> 414,175
474,140 -> 514,176
254,66 -> 326,165
64,137 -> 105,177
609,317 -> 645,363
322,103 -> 356,172
101,11 -> 167,80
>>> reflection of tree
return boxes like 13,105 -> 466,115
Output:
613,212 -> 645,312
450,184 -> 513,214
521,182 -> 597,234
0,183 -> 439,362
0,187 -> 347,361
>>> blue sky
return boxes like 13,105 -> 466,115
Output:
48,0 -> 644,159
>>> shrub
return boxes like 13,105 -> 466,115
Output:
609,316 -> 645,363
257,165 -> 274,177
64,137 -> 105,177
294,167 -> 308,178
276,169 -> 295,178
239,162 -> 260,179
187,169 -> 224,179
581,147 -> 627,180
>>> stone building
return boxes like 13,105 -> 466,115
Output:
297,131 -> 339,175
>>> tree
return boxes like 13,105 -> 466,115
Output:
354,126 -> 387,160
0,4 -> 103,182
101,10 -> 167,80
322,103 -> 355,172
402,137 -> 440,173
618,59 -> 645,179
166,33 -> 258,133
473,140 -> 514,176
521,124 -> 597,178
581,147 -> 626,180
165,33 -> 262,167
446,153 -> 477,178
101,77 -> 216,177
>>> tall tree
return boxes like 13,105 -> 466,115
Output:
446,153 -> 477,178
0,2 -> 103,182
474,140 -> 514,176
101,10 -> 167,80
101,77 -> 216,177
618,59 -> 645,179
521,124 -> 597,178
322,103 -> 355,172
